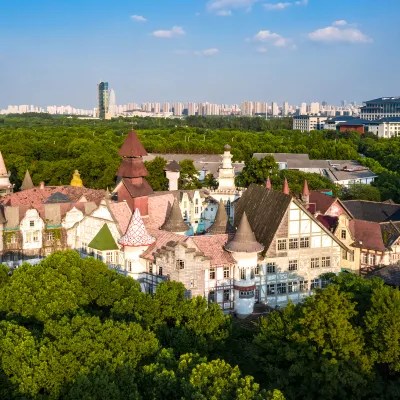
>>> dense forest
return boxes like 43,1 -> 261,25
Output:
0,114 -> 399,201
0,251 -> 399,399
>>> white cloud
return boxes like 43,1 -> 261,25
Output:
216,9 -> 232,16
131,15 -> 147,22
333,20 -> 347,26
152,26 -> 186,38
207,0 -> 260,12
295,0 -> 308,5
256,47 -> 267,53
175,48 -> 219,56
308,22 -> 372,44
253,30 -> 295,48
264,2 -> 291,10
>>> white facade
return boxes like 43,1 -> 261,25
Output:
293,116 -> 328,132
368,120 -> 400,138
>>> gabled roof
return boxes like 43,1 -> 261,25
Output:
235,184 -> 292,252
161,199 -> 189,233
206,199 -> 235,235
342,200 -> 400,223
21,170 -> 34,191
45,192 -> 72,204
118,130 -> 147,157
348,219 -> 386,252
368,265 -> 400,286
88,223 -> 119,251
119,208 -> 155,247
309,191 -> 341,215
225,212 -> 264,253
190,235 -> 235,265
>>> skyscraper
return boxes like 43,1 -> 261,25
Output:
282,101 -> 289,117
109,88 -> 116,118
97,81 -> 109,119
271,102 -> 279,116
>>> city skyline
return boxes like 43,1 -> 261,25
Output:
1,0 -> 399,108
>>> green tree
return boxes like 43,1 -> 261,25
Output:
203,173 -> 218,189
236,156 -> 279,187
179,159 -> 202,190
340,183 -> 381,202
144,156 -> 169,191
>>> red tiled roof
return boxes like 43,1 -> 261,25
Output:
317,215 -> 338,231
141,229 -> 188,262
147,193 -> 176,230
309,191 -> 337,214
349,219 -> 386,252
109,202 -> 132,234
118,130 -> 148,157
190,235 -> 236,265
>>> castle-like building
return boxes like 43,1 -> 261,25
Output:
2,130 -> 396,316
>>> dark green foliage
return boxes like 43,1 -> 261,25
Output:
144,156 -> 169,191
179,159 -> 202,190
340,183 -> 382,201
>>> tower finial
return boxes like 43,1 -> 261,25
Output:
265,176 -> 272,189
71,170 -> 83,187
283,178 -> 289,195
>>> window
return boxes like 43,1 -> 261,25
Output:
96,251 -> 102,260
341,249 -> 347,260
239,290 -> 254,298
223,266 -> 230,278
370,254 -> 376,266
240,268 -> 246,280
349,252 -> 354,262
209,290 -> 215,303
47,231 -> 55,242
211,208 -> 214,212
341,230 -> 347,239
289,238 -> 299,249
311,279 -> 320,290
250,268 -> 255,279
9,234 -> 16,244
176,259 -> 185,270
209,267 -> 216,280
158,266 -> 163,276
277,239 -> 287,251
311,257 -> 319,269
195,207 -> 199,214
195,199 -> 199,205
148,263 -> 153,274
362,253 -> 368,264
127,261 -> 132,272
190,278 -> 197,288
300,237 -> 310,248
321,279 -> 329,288
223,289 -> 230,302
29,220 -> 34,227
288,260 -> 298,271
300,280 -> 308,292
254,265 -> 260,275
266,263 -> 276,274
267,284 -> 275,295
225,200 -> 231,218
33,231 -> 39,242
106,252 -> 113,264
277,283 -> 287,294
322,257 -> 331,268
288,281 -> 298,293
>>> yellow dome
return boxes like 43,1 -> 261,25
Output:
71,170 -> 83,187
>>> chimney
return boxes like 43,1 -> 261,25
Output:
282,178 -> 290,195
40,182 -> 45,190
164,160 -> 181,191
302,180 -> 310,206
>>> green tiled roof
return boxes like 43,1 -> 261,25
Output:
88,223 -> 119,251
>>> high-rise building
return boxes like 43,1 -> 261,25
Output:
241,101 -> 253,116
173,103 -> 183,116
300,102 -> 307,115
153,103 -> 161,114
310,102 -> 320,115
97,81 -> 109,119
108,89 -> 116,118
271,102 -> 279,116
282,101 -> 289,117
187,103 -> 196,116
163,103 -> 170,113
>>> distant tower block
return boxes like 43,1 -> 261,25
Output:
70,170 -> 83,187
164,160 -> 181,191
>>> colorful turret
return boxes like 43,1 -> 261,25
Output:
70,170 -> 83,187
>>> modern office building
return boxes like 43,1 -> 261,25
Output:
360,97 -> 400,120
293,115 -> 328,132
97,81 -> 109,119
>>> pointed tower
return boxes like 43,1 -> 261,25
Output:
70,170 -> 83,187
161,199 -> 189,235
115,130 -> 153,215
119,208 -> 156,278
265,176 -> 272,189
0,152 -> 13,196
20,170 -> 34,191
302,180 -> 310,206
225,212 -> 263,318
206,199 -> 235,235
218,144 -> 236,190
282,178 -> 290,195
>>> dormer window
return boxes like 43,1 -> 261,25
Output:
30,221 -> 34,227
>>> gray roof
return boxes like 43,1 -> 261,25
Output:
206,199 -> 235,235
363,97 -> 400,104
368,265 -> 400,286
45,192 -> 71,204
342,200 -> 400,223
164,160 -> 181,172
287,159 -> 330,169
20,170 -> 34,191
326,164 -> 376,182
161,199 -> 189,233
234,184 -> 292,252
225,212 -> 263,253
253,153 -> 309,163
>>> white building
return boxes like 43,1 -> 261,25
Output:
241,101 -> 253,116
271,102 -> 279,116
282,101 -> 289,117
368,117 -> 400,138
293,115 -> 328,132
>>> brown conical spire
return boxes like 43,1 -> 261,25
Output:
283,178 -> 289,195
225,212 -> 264,253
161,199 -> 189,233
265,176 -> 272,189
206,199 -> 235,235
21,170 -> 34,191
118,130 -> 147,157
302,180 -> 310,196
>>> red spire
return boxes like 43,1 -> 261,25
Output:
302,180 -> 310,196
265,176 -> 272,189
283,178 -> 290,195
118,130 -> 147,157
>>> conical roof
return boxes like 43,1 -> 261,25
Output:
265,176 -> 272,189
88,223 -> 119,251
283,178 -> 289,195
206,199 -> 235,235
302,180 -> 310,196
21,170 -> 34,191
118,130 -> 147,157
225,212 -> 264,253
0,152 -> 7,176
119,208 -> 156,247
162,199 -> 189,233
164,160 -> 181,172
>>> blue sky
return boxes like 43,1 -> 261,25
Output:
0,0 -> 399,108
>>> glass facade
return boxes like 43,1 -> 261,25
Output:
97,82 -> 109,119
